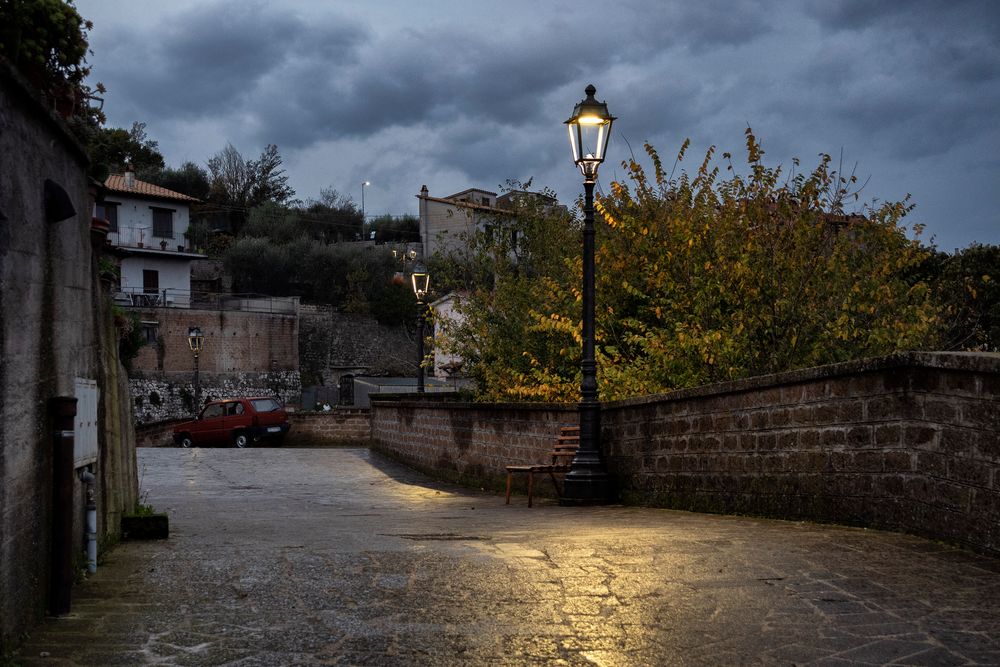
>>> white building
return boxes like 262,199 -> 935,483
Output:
429,291 -> 468,378
416,185 -> 565,258
97,170 -> 204,307
417,186 -> 506,257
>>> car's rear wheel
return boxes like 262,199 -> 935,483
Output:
179,434 -> 193,448
233,431 -> 250,448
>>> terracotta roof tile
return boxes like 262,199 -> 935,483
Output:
104,174 -> 201,203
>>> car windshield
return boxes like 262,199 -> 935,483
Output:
251,398 -> 281,412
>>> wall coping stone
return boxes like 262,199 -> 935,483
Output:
371,392 -> 577,414
603,352 -> 1000,411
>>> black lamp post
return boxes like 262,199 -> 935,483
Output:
561,84 -> 615,505
187,326 -> 205,409
411,263 -> 430,393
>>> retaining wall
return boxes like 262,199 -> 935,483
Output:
371,394 -> 576,489
287,410 -> 372,445
0,65 -> 138,649
370,353 -> 1000,555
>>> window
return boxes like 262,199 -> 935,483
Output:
142,269 -> 159,294
251,398 -> 281,412
481,196 -> 490,206
202,403 -> 223,419
141,321 -> 158,344
224,402 -> 244,416
96,202 -> 119,232
151,207 -> 174,238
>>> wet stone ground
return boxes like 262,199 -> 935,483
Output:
16,448 -> 1000,666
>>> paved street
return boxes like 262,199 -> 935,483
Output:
17,448 -> 1000,666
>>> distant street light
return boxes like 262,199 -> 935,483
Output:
411,262 -> 431,394
187,326 -> 205,409
361,181 -> 371,220
562,84 -> 615,505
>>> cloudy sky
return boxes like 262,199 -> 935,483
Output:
77,0 -> 998,250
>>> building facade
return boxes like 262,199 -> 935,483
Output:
99,170 -> 203,307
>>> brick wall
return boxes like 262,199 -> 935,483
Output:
370,353 -> 1000,555
287,410 -> 372,445
132,308 -> 298,374
371,394 -> 577,491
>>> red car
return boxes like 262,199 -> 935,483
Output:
173,397 -> 291,448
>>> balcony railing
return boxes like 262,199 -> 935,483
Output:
113,287 -> 299,314
109,227 -> 189,252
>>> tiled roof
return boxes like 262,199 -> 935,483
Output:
104,174 -> 201,203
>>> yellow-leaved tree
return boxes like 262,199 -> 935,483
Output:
435,133 -> 941,402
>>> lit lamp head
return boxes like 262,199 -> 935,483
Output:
187,326 -> 204,354
411,262 -> 430,302
565,84 -> 615,183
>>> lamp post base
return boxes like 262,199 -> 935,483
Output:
560,471 -> 615,506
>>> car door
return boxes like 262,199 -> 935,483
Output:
222,400 -> 247,442
194,402 -> 226,445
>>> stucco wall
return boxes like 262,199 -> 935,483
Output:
107,192 -> 190,248
0,66 -> 138,649
370,353 -> 1000,555
119,254 -> 193,297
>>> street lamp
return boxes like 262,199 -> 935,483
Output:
187,326 -> 205,409
562,84 -> 615,505
361,181 -> 371,220
411,262 -> 430,393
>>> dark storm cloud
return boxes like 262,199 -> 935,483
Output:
82,0 -> 1000,247
97,2 -> 367,121
251,19 -> 606,149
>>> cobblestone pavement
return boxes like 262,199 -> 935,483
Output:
16,448 -> 1000,666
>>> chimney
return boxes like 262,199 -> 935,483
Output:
124,162 -> 135,189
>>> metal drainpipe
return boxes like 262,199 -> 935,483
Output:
49,396 -> 77,616
78,468 -> 97,573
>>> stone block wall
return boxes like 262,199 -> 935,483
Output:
602,352 -> 999,554
370,353 -> 1000,555
299,305 -> 414,387
130,372 -> 301,424
371,394 -> 577,490
135,418 -> 188,447
287,410 -> 372,445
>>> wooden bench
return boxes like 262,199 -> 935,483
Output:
505,426 -> 579,507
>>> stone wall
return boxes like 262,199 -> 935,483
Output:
370,353 -> 1000,555
287,410 -> 372,445
0,65 -> 138,649
603,352 -> 999,554
135,411 -> 372,448
130,372 -> 301,424
299,305 -> 415,387
371,394 -> 577,490
135,418 -> 188,448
